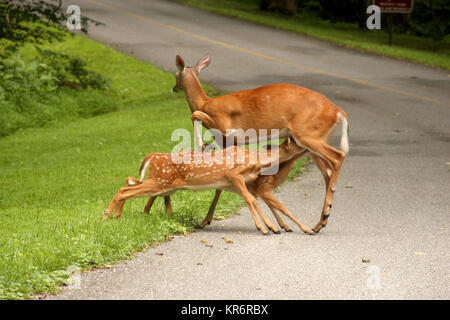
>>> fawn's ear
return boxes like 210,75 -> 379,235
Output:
176,55 -> 185,72
195,54 -> 211,73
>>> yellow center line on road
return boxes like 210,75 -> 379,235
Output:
87,0 -> 449,108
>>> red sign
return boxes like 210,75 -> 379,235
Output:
373,0 -> 414,13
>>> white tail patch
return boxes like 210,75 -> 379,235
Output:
139,156 -> 153,181
338,113 -> 349,155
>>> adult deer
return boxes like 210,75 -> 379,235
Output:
103,139 -> 311,235
173,54 -> 349,233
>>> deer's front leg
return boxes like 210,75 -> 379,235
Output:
198,189 -> 222,228
226,173 -> 278,235
191,111 -> 222,150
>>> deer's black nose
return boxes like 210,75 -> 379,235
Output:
172,86 -> 178,92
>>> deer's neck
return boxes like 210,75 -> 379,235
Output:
183,76 -> 209,112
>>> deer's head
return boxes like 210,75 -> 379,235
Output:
173,54 -> 210,93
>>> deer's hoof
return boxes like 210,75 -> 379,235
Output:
104,210 -> 109,215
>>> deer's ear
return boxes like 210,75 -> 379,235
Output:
176,55 -> 185,72
195,54 -> 210,73
283,137 -> 291,148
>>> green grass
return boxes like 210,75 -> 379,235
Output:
0,31 -> 306,299
0,34 -> 242,300
175,0 -> 450,70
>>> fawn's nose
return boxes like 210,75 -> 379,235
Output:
172,86 -> 178,92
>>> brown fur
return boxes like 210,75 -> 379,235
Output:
103,140 -> 312,235
173,54 -> 350,233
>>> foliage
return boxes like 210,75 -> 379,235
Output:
297,0 -> 450,40
0,51 -> 58,94
0,0 -> 102,45
408,0 -> 450,40
177,0 -> 449,69
35,47 -> 110,90
0,32 -> 246,299
0,1 -> 113,137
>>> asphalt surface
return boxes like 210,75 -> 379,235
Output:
47,0 -> 449,299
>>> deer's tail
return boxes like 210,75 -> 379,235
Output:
338,112 -> 349,155
139,154 -> 154,182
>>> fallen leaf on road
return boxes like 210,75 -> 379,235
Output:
155,252 -> 163,256
197,262 -> 203,266
414,252 -> 425,255
223,238 -> 234,243
344,185 -> 353,188
200,239 -> 207,243
237,231 -> 241,234
217,216 -> 226,220
362,258 -> 371,263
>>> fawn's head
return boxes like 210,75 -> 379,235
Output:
266,137 -> 305,161
173,54 -> 210,93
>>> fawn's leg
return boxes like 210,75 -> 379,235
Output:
143,196 -> 157,214
226,173 -> 275,235
261,192 -> 314,235
267,205 -> 292,232
164,196 -> 173,217
112,177 -> 141,219
198,189 -> 222,228
104,179 -> 160,220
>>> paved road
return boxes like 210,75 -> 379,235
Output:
49,0 -> 449,299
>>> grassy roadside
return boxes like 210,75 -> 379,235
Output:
0,32 -> 306,299
0,33 -> 244,300
175,0 -> 450,70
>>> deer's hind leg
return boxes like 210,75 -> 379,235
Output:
290,133 -> 345,233
143,196 -> 157,214
143,195 -> 172,216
